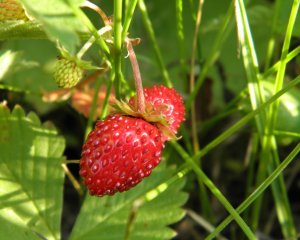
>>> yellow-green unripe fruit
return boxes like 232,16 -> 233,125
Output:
54,58 -> 84,88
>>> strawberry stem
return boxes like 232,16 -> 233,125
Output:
81,1 -> 110,26
126,39 -> 145,113
77,25 -> 112,59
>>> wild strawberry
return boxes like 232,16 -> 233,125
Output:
80,114 -> 163,196
53,57 -> 84,88
129,85 -> 185,141
0,0 -> 29,21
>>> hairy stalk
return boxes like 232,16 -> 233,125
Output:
126,39 -> 145,112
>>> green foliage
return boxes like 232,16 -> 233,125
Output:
70,164 -> 187,240
19,0 -> 86,54
0,50 -> 39,81
0,104 -> 65,240
0,21 -> 45,40
1,0 -> 300,239
0,215 -> 40,240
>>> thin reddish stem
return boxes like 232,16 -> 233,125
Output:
126,39 -> 145,113
81,1 -> 110,26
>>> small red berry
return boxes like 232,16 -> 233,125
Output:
80,114 -> 163,196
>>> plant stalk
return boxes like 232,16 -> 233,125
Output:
113,0 -> 123,98
81,1 -> 110,26
126,39 -> 145,112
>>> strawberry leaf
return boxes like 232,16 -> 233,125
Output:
0,50 -> 39,81
0,215 -> 40,240
69,163 -> 187,240
0,21 -> 46,40
19,0 -> 87,54
0,104 -> 65,240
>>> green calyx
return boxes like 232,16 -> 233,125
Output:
113,99 -> 179,141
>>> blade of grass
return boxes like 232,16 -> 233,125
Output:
186,0 -> 235,111
235,0 -> 268,231
187,210 -> 228,240
205,142 -> 300,239
195,76 -> 300,159
266,0 -> 300,135
243,133 -> 259,222
84,76 -> 104,139
235,0 -> 265,133
260,0 -> 300,237
100,71 -> 114,120
171,142 -> 256,239
175,0 -> 186,75
270,141 -> 296,237
188,0 -> 213,221
138,0 -> 173,87
171,75 -> 300,236
233,1 -> 297,235
263,45 -> 300,78
199,88 -> 247,134
274,130 -> 300,139
113,0 -> 123,99
264,0 -> 283,71
190,0 -> 204,153
122,0 -> 139,42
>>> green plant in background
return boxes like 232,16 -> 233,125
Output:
1,0 -> 300,239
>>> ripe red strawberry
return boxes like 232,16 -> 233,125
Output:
129,85 -> 185,141
80,114 -> 163,196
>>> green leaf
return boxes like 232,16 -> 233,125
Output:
0,215 -> 40,240
240,79 -> 300,135
19,0 -> 87,54
277,0 -> 300,37
69,163 -> 187,240
0,50 -> 39,81
0,104 -> 65,240
262,80 -> 300,134
0,21 -> 46,40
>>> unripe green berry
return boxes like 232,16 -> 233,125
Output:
54,58 -> 84,88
